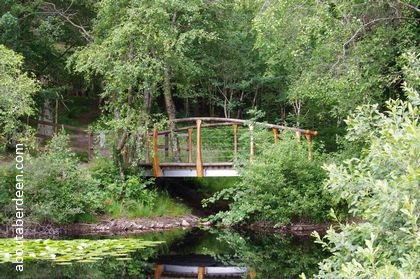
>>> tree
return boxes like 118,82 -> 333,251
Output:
188,0 -> 265,118
0,44 -> 39,149
310,51 -> 419,278
0,0 -> 97,139
253,0 -> 418,150
70,0 -> 218,169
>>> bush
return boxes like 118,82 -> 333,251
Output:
311,52 -> 419,278
23,133 -> 104,224
204,135 -> 337,226
89,158 -> 156,205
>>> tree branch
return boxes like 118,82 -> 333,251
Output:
398,0 -> 420,13
42,2 -> 93,43
331,16 -> 418,72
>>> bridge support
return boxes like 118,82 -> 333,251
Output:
152,127 -> 162,177
196,120 -> 203,177
272,128 -> 278,144
295,131 -> 301,143
154,264 -> 163,279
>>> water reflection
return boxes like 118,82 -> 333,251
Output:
161,229 -> 327,278
0,228 -> 327,279
155,254 -> 251,278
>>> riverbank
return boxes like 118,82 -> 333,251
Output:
0,215 -> 201,238
0,215 -> 336,238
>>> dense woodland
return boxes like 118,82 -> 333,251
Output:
0,0 -> 418,278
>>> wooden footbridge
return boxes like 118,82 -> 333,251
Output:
140,117 -> 317,177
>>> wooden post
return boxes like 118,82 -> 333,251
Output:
295,131 -> 301,143
198,266 -> 205,279
152,127 -> 162,177
272,128 -> 278,144
249,268 -> 257,279
233,124 -> 238,160
305,131 -> 313,161
164,134 -> 169,160
188,128 -> 193,163
249,124 -> 254,162
154,264 -> 163,279
196,120 -> 203,177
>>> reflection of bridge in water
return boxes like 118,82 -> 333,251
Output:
140,117 -> 318,177
154,255 -> 255,279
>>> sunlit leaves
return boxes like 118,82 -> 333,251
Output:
0,44 -> 38,148
313,52 -> 419,278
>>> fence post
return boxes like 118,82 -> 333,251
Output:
295,131 -> 301,143
154,264 -> 163,279
249,268 -> 257,279
152,127 -> 162,177
196,120 -> 203,177
198,266 -> 205,279
272,128 -> 278,144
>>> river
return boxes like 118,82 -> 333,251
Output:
0,228 -> 328,278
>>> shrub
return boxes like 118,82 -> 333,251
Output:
23,133 -> 104,224
204,135 -> 336,226
311,52 -> 419,279
89,158 -> 156,205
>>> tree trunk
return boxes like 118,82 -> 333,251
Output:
143,86 -> 153,113
163,65 -> 180,161
37,99 -> 54,139
292,99 -> 302,127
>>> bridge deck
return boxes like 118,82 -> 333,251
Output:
140,162 -> 238,177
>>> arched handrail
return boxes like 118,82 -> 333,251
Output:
143,117 -> 318,177
166,117 -> 318,136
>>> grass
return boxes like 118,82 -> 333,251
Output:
76,213 -> 98,223
104,192 -> 192,219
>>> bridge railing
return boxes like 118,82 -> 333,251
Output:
144,117 -> 317,177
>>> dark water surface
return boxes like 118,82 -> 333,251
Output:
0,228 -> 328,278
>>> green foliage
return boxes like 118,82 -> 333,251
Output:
0,235 -> 171,279
23,133 -> 104,224
205,136 -> 336,225
213,230 -> 329,279
1,132 -> 187,224
89,157 -> 156,203
89,157 -> 190,218
0,44 -> 38,149
104,192 -> 191,219
312,52 -> 419,278
0,238 -> 163,264
1,133 -> 103,224
193,177 -> 236,194
253,0 -> 418,149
